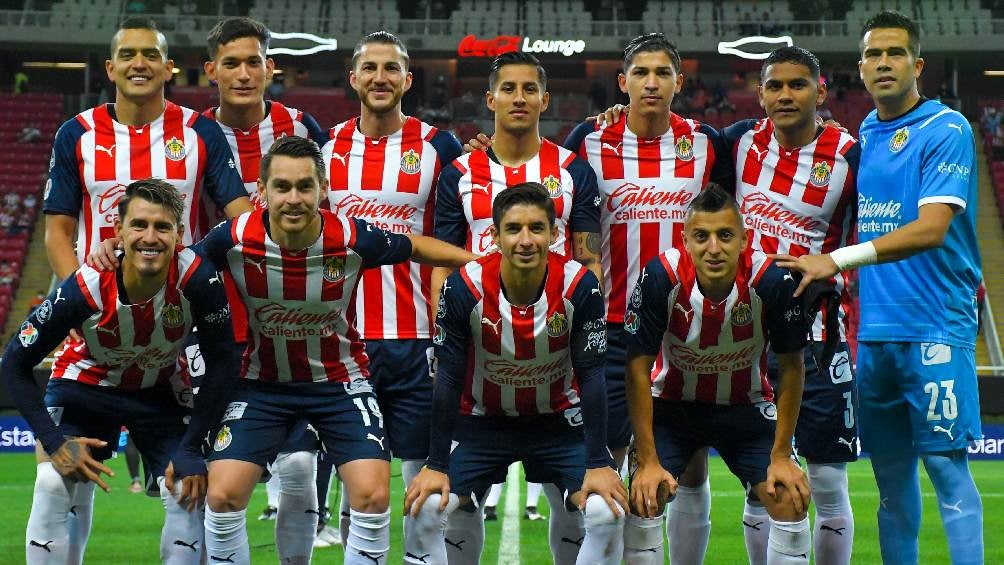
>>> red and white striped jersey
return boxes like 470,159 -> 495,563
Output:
624,248 -> 806,405
724,119 -> 859,340
322,116 -> 462,340
564,114 -> 728,323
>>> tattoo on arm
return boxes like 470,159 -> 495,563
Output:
574,232 -> 601,264
585,232 -> 600,255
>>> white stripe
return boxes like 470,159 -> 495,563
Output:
497,463 -> 522,565
917,108 -> 954,129
919,195 -> 966,212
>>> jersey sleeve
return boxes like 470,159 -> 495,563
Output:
624,256 -> 675,355
567,157 -> 601,234
429,129 -> 464,167
43,118 -> 87,217
919,115 -> 975,212
300,111 -> 330,147
434,164 -> 468,247
191,115 -> 248,210
562,120 -> 596,157
843,139 -> 861,177
0,277 -> 96,454
701,123 -> 736,191
190,218 -> 238,271
568,270 -> 607,369
756,262 -> 808,354
350,217 -> 414,267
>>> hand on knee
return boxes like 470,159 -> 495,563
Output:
582,494 -> 623,528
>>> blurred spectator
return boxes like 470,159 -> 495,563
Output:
13,70 -> 28,94
13,213 -> 32,233
267,74 -> 285,100
981,106 -> 1001,135
4,192 -> 21,209
0,260 -> 15,285
0,208 -> 13,232
23,193 -> 37,213
18,124 -> 41,143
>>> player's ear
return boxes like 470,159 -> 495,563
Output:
490,224 -> 500,248
549,223 -> 558,245
913,56 -> 924,78
402,70 -> 413,93
204,60 -> 216,81
265,57 -> 275,81
617,73 -> 628,94
164,59 -> 176,80
256,179 -> 267,204
486,90 -> 496,112
674,72 -> 684,93
541,90 -> 550,112
105,59 -> 115,81
816,79 -> 827,108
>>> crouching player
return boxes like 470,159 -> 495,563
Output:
2,179 -> 241,564
404,183 -> 627,565
624,184 -> 813,564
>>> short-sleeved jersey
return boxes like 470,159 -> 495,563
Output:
856,99 -> 982,347
625,248 -> 805,405
322,116 -> 463,340
44,102 -> 246,262
194,208 -> 413,383
435,139 -> 600,256
435,252 -> 605,417
723,119 -> 859,341
564,113 -> 731,323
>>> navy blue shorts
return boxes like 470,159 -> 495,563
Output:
604,323 -> 632,450
366,338 -> 434,460
45,379 -> 189,493
647,399 -> 775,491
206,379 -> 390,469
767,342 -> 859,463
448,411 -> 598,500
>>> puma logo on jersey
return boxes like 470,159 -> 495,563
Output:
947,123 -> 964,135
330,151 -> 350,166
243,256 -> 265,274
481,316 -> 502,335
54,288 -> 66,304
469,182 -> 492,198
601,142 -> 622,155
933,422 -> 955,440
208,273 -> 221,285
96,324 -> 119,336
673,302 -> 694,324
95,144 -> 115,157
366,433 -> 386,450
837,436 -> 855,451
750,145 -> 769,163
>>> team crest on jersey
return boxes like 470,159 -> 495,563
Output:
213,425 -> 232,451
730,302 -> 753,326
808,161 -> 832,187
675,135 -> 695,161
542,175 -> 562,199
889,127 -> 909,153
164,136 -> 186,161
630,283 -> 643,309
433,323 -> 446,345
161,303 -> 184,329
624,309 -> 640,334
546,312 -> 569,337
322,257 -> 345,283
18,321 -> 39,347
400,149 -> 422,174
36,300 -> 53,324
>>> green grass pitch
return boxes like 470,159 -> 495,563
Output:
0,454 -> 999,563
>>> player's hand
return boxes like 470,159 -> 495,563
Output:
629,462 -> 676,519
578,466 -> 628,517
404,466 -> 451,518
50,437 -> 114,492
816,116 -> 848,133
765,457 -> 810,515
770,253 -> 838,297
589,104 -> 629,126
165,462 -> 207,513
463,132 -> 493,153
86,237 -> 122,272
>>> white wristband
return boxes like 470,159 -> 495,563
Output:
828,242 -> 877,271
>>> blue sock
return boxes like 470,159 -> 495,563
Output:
922,451 -> 984,565
870,450 -> 921,564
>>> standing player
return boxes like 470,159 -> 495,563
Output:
2,179 -> 240,564
778,11 -> 983,564
405,183 -> 627,565
321,31 -> 463,559
626,184 -> 813,565
179,136 -> 475,565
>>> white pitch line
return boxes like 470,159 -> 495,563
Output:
498,463 -> 522,565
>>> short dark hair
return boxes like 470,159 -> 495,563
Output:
761,46 -> 820,82
622,33 -> 682,74
207,17 -> 270,59
118,178 -> 185,226
352,31 -> 410,70
112,17 -> 168,58
260,135 -> 325,184
685,183 -> 739,221
492,182 -> 555,227
488,51 -> 547,91
861,10 -> 921,57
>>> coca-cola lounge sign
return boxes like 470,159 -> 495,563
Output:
457,34 -> 586,57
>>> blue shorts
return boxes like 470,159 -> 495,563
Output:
45,379 -> 189,494
645,399 -> 776,491
206,379 -> 390,469
604,323 -> 632,450
366,338 -> 434,460
858,342 -> 982,454
767,343 -> 859,463
448,411 -> 599,500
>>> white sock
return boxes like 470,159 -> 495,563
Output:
405,493 -> 459,564
26,462 -> 73,564
623,513 -> 664,565
526,482 -> 543,509
274,451 -> 317,563
265,465 -> 280,508
344,508 -> 391,565
544,483 -> 585,565
743,500 -> 770,565
401,459 -> 431,563
667,479 -> 711,564
767,517 -> 810,565
204,507 -> 250,565
339,482 -> 351,546
65,480 -> 94,565
576,495 -> 624,564
159,476 -> 204,565
484,482 -> 504,508
444,503 -> 485,565
808,463 -> 853,565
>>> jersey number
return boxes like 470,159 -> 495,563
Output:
842,391 -> 854,429
353,397 -> 384,429
924,380 -> 958,421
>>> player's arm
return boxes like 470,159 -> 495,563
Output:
46,214 -> 80,279
189,218 -> 238,272
192,115 -> 254,218
568,159 -> 603,285
301,111 -> 330,147
706,122 -> 743,191
431,165 -> 469,316
561,120 -> 596,157
44,121 -> 87,278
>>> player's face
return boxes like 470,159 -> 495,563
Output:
350,43 -> 412,115
116,197 -> 182,279
487,64 -> 549,136
618,50 -> 682,116
206,36 -> 274,110
683,208 -> 747,290
758,62 -> 825,132
106,29 -> 173,101
859,28 -> 924,104
258,155 -> 327,237
492,203 -> 557,272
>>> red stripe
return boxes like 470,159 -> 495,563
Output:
235,125 -> 263,183
255,335 -> 279,382
96,272 -> 121,350
758,234 -> 779,255
479,258 -> 503,356
637,137 -> 661,178
511,304 -> 536,360
469,151 -> 494,226
360,132 -> 387,190
741,121 -> 772,187
393,262 -> 418,337
93,106 -> 117,182
503,161 -> 526,186
162,103 -> 186,180
396,117 -> 423,194
223,271 -> 249,344
280,248 -> 307,301
119,364 -> 144,390
130,303 -> 155,347
328,119 -> 355,191
76,271 -> 99,310
539,140 -> 564,219
769,146 -> 798,197
608,223 -> 628,323
190,136 -> 207,238
286,339 -> 311,382
670,115 -> 695,178
730,367 -> 752,405
270,102 -> 295,137
361,268 -> 384,335
598,121 -> 626,180
241,212 -> 269,298
802,128 -> 840,207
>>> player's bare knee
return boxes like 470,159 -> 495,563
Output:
206,485 -> 250,513
760,486 -> 806,522
582,494 -> 622,527
349,483 -> 389,513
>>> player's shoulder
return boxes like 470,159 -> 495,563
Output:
749,250 -> 795,291
720,118 -> 762,146
914,100 -> 973,137
563,119 -> 601,150
445,149 -> 476,176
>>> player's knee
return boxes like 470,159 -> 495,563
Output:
274,451 -> 316,497
34,462 -> 70,497
762,486 -> 807,522
206,484 -> 249,513
413,494 -> 459,533
582,495 -> 622,529
348,482 -> 389,513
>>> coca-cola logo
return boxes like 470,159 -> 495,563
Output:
667,343 -> 757,373
457,34 -> 522,58
97,184 -> 128,215
607,182 -> 694,212
330,194 -> 418,222
739,192 -> 819,231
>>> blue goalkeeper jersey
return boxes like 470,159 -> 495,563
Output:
857,98 -> 981,348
